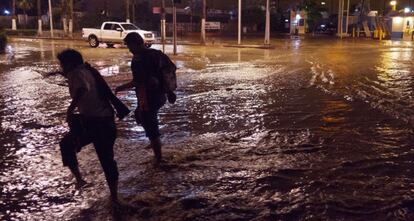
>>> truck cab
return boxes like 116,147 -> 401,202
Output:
82,22 -> 156,48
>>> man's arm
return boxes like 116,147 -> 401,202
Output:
67,88 -> 87,117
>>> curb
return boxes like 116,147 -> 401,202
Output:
223,44 -> 276,49
8,35 -> 277,49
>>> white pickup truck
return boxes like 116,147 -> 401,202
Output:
82,22 -> 156,48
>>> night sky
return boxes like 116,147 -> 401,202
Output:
0,1 -> 10,9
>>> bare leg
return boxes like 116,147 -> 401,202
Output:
150,137 -> 162,163
69,166 -> 87,188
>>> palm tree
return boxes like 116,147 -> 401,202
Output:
17,0 -> 34,28
37,0 -> 42,35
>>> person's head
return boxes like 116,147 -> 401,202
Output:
57,49 -> 84,75
123,32 -> 145,54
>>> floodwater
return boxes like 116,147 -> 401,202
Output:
1,38 -> 414,221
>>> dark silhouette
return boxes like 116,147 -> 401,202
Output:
116,32 -> 177,164
57,49 -> 129,203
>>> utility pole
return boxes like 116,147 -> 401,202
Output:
201,0 -> 206,45
69,0 -> 74,38
173,1 -> 177,55
345,0 -> 350,34
12,0 -> 16,30
104,0 -> 108,16
238,0 -> 242,45
161,0 -> 166,53
126,0 -> 130,22
132,0 -> 136,24
337,0 -> 344,38
48,0 -> 54,38
264,0 -> 270,45
37,0 -> 42,35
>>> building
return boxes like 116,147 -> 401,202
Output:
389,9 -> 414,40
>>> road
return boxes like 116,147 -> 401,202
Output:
1,38 -> 414,220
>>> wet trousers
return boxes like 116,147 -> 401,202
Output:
59,116 -> 118,186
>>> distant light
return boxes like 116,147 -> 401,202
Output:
285,19 -> 289,22
394,16 -> 403,24
390,1 -> 397,6
320,24 -> 326,28
321,2 -> 326,5
4,9 -> 10,15
296,14 -> 301,21
404,7 -> 411,13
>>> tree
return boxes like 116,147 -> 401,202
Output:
297,0 -> 325,33
17,0 -> 34,27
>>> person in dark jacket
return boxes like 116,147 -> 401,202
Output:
115,33 -> 169,164
57,49 -> 120,203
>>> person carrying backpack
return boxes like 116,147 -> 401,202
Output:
115,32 -> 177,165
57,49 -> 130,204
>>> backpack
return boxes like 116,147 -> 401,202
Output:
157,50 -> 177,93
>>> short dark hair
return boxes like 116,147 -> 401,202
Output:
124,32 -> 144,46
57,49 -> 84,66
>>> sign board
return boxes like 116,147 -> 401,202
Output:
153,7 -> 161,14
153,7 -> 187,14
205,22 -> 220,30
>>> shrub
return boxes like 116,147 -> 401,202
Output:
0,28 -> 7,54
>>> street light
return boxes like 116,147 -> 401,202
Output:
238,0 -> 241,45
390,1 -> 397,11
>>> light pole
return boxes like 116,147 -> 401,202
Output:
390,1 -> 397,11
12,0 -> 16,30
161,0 -> 166,53
173,0 -> 177,55
201,0 -> 206,45
126,0 -> 130,22
238,0 -> 241,45
48,0 -> 54,38
345,0 -> 350,34
264,0 -> 270,45
37,0 -> 42,35
69,0 -> 73,38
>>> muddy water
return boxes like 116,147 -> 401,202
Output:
1,38 -> 414,221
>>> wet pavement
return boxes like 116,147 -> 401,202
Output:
1,38 -> 414,221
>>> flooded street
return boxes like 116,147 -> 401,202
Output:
1,38 -> 414,221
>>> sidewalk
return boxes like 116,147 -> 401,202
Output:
6,30 -> 288,49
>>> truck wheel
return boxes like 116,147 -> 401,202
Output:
107,43 -> 114,48
88,36 -> 99,48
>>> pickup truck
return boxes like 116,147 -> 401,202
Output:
82,22 -> 156,48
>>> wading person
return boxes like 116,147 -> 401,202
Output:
115,33 -> 177,165
58,49 -> 128,203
